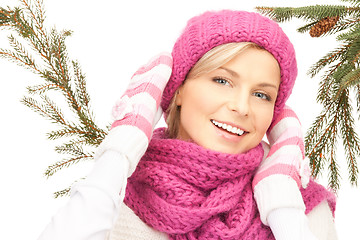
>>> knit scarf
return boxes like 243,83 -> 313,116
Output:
124,128 -> 335,240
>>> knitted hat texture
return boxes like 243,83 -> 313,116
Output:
160,10 -> 297,119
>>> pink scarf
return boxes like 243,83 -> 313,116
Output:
124,128 -> 335,240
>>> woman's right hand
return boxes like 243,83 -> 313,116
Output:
96,53 -> 173,177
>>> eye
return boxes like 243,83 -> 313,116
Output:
213,77 -> 231,86
253,92 -> 271,101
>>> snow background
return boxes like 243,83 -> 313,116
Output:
0,0 -> 359,239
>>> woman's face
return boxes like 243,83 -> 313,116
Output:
176,47 -> 280,154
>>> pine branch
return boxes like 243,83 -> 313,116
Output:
47,129 -> 93,141
21,96 -> 59,123
41,95 -> 67,125
53,176 -> 86,198
0,47 -> 36,70
44,154 -> 93,178
20,0 -> 45,33
326,18 -> 360,36
72,60 -> 90,107
257,3 -> 360,190
333,65 -> 356,99
26,83 -> 63,94
306,98 -> 341,189
340,68 -> 360,90
357,85 -> 360,115
256,5 -> 356,22
7,34 -> 37,68
1,0 -> 108,196
54,145 -> 88,158
339,90 -> 360,185
328,141 -> 340,190
307,44 -> 349,78
340,0 -> 360,7
53,187 -> 70,198
337,23 -> 360,42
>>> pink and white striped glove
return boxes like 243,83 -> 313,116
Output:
253,105 -> 311,225
96,53 -> 173,177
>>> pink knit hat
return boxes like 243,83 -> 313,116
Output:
161,10 -> 297,119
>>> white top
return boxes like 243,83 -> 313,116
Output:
38,150 -> 128,240
38,150 -> 337,240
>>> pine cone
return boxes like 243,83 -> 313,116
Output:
309,16 -> 340,37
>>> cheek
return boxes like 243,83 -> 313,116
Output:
182,85 -> 216,114
178,85 -> 214,138
255,105 -> 274,136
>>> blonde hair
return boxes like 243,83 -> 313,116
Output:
166,42 -> 263,138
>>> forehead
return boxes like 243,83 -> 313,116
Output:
220,48 -> 280,79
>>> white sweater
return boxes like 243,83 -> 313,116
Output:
38,150 -> 337,240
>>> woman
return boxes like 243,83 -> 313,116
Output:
39,10 -> 336,240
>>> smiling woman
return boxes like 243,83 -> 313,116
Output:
38,9 -> 337,240
2,0 -> 360,239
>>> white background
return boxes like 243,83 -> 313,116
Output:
0,0 -> 359,239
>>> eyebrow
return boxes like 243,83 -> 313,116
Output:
256,83 -> 279,90
219,66 -> 239,78
219,66 -> 278,90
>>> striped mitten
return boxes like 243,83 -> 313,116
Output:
96,53 -> 173,177
253,105 -> 311,225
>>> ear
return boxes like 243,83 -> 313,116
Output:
175,88 -> 183,106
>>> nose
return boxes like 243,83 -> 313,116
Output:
227,92 -> 249,117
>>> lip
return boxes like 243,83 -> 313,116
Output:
211,119 -> 248,142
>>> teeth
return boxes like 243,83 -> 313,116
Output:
211,120 -> 245,136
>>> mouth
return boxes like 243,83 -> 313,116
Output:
210,119 -> 247,136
